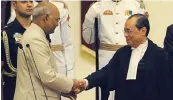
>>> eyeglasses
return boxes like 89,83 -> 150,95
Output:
56,18 -> 60,23
123,29 -> 133,35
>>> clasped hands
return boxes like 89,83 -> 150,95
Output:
61,79 -> 87,100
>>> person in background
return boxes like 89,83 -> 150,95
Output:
164,24 -> 173,96
164,24 -> 173,72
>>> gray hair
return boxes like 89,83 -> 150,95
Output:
32,6 -> 52,19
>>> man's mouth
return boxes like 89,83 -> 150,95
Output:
26,9 -> 33,12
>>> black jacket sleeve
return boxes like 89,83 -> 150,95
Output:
85,48 -> 121,100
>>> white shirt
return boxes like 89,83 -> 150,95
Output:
126,39 -> 148,80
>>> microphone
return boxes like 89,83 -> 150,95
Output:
26,44 -> 48,100
18,43 -> 37,100
18,43 -> 23,49
26,44 -> 30,48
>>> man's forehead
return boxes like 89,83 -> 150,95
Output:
126,18 -> 137,26
125,20 -> 132,27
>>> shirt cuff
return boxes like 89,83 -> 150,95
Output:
83,79 -> 89,90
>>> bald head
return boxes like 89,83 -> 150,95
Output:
32,2 -> 60,34
32,1 -> 59,20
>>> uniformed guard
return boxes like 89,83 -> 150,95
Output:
82,0 -> 148,100
1,1 -> 34,100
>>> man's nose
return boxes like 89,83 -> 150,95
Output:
124,32 -> 128,37
56,22 -> 60,27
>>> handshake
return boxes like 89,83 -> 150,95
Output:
61,79 -> 87,100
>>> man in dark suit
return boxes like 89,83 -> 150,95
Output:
164,24 -> 173,71
76,14 -> 171,100
164,24 -> 173,95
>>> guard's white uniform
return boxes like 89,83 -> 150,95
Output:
50,2 -> 74,78
82,0 -> 146,100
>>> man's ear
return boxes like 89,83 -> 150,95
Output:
11,1 -> 17,10
145,12 -> 149,18
43,14 -> 49,22
141,27 -> 147,36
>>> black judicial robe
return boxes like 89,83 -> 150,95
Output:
86,39 -> 172,100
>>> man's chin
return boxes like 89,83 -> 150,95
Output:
22,14 -> 32,18
126,42 -> 132,46
50,31 -> 54,34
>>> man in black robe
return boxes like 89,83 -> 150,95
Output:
78,14 -> 172,100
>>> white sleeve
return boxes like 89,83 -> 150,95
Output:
82,2 -> 100,44
7,8 -> 15,24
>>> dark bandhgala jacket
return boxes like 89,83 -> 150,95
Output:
86,39 -> 172,100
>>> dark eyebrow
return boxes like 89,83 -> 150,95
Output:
124,28 -> 130,31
